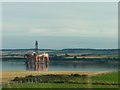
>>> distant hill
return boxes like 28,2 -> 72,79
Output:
61,49 -> 119,56
1,48 -> 119,61
1,48 -> 119,56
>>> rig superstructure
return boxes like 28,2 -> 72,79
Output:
24,41 -> 49,64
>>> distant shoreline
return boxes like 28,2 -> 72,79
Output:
1,57 -> 118,62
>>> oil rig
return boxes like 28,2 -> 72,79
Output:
24,41 -> 49,64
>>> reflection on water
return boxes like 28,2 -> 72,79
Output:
2,60 -> 118,71
26,62 -> 49,71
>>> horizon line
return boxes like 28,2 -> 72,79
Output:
0,48 -> 119,50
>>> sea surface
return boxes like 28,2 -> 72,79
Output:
1,59 -> 118,71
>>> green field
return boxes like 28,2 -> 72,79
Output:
2,72 -> 119,88
3,83 -> 118,88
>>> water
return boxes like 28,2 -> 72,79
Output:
2,59 -> 118,71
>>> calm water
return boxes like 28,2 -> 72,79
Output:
2,59 -> 118,71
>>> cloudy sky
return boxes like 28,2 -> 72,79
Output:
2,2 -> 118,49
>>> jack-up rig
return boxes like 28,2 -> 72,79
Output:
24,41 -> 49,64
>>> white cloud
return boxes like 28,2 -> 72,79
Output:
2,2 -> 117,38
29,28 -> 49,33
2,2 -> 118,49
29,26 -> 117,38
3,17 -> 117,38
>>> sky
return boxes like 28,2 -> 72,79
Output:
2,2 -> 118,49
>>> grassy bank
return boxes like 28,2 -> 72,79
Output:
2,71 -> 110,83
2,71 -> 119,88
3,83 -> 118,88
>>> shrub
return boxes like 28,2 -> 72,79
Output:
71,74 -> 81,77
81,74 -> 88,77
27,75 -> 33,77
13,77 -> 20,81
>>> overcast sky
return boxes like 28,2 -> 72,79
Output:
2,2 -> 118,49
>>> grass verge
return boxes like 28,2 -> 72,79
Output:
2,71 -> 119,88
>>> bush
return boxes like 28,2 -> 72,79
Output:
81,74 -> 88,77
27,75 -> 33,77
13,77 -> 20,81
71,74 -> 81,77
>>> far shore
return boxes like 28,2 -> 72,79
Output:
1,70 -> 114,84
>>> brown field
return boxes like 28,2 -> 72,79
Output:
1,71 -> 111,84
